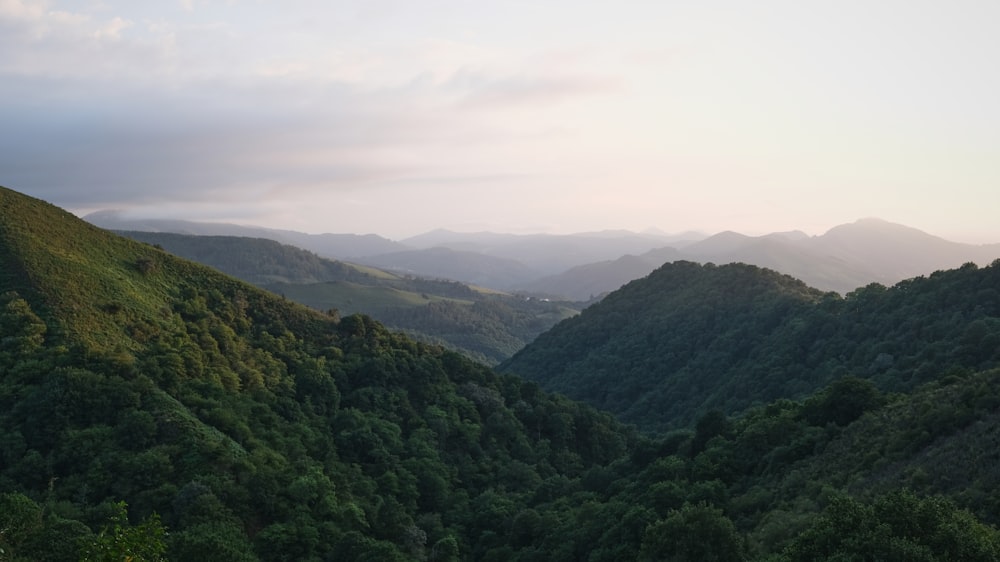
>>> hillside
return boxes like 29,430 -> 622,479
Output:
500,259 -> 1000,431
5,185 -> 1000,561
118,231 -> 381,285
521,219 -> 1000,300
354,246 -> 543,289
85,210 -> 408,258
113,230 -> 578,364
400,229 -> 687,276
1,186 -> 638,560
520,250 -> 683,301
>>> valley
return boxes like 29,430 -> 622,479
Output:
3,186 -> 1000,560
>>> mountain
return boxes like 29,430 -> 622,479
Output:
812,217 -> 1000,281
89,211 -> 1000,300
5,186 -> 1000,560
353,246 -> 543,289
85,210 -> 408,258
113,230 -> 579,365
401,229 -> 694,276
117,231 -> 382,285
499,259 -> 1000,431
679,231 -> 877,295
1,186 -> 635,559
521,219 -> 1000,300
520,251 -> 681,301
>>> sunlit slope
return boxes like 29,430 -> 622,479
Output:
0,186 -> 637,560
112,228 -> 580,364
0,186 -> 324,352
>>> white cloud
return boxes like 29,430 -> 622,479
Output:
94,15 -> 129,39
0,0 -> 46,20
1,0 -> 999,242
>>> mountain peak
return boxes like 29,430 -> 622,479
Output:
824,218 -> 928,237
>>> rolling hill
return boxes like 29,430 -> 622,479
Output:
6,185 -> 1000,560
352,246 -> 543,290
522,219 -> 1000,300
112,230 -> 578,364
0,185 -> 634,560
500,259 -> 1000,431
401,229 -> 695,276
85,210 -> 408,258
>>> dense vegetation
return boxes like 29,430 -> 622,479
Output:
117,231 -> 578,364
3,186 -> 1000,561
116,231 -> 383,286
500,259 -> 1000,431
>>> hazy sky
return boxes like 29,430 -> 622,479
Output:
2,0 -> 999,241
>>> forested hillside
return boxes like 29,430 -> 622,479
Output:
3,186 -> 1000,561
116,231 -> 381,285
115,230 -> 579,364
0,186 -> 635,560
500,259 -> 1000,431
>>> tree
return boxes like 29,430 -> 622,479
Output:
691,410 -> 731,455
805,376 -> 884,427
783,491 -> 1000,561
639,502 -> 746,561
79,502 -> 167,562
0,492 -> 43,560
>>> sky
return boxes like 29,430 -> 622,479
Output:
2,0 -> 999,242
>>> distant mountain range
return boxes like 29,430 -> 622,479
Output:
85,210 -> 408,258
9,187 -> 1000,559
524,219 -> 1000,299
500,259 -> 1000,431
112,230 -> 579,364
87,211 -> 1000,298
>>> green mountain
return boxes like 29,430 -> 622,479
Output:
0,186 -> 635,560
519,219 -> 1000,300
499,259 -> 1000,431
113,230 -> 579,364
115,231 -> 383,285
4,186 -> 1000,561
85,210 -> 408,258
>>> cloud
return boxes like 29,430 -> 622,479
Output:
452,71 -> 621,109
94,15 -> 130,39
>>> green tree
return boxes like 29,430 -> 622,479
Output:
0,492 -> 43,560
79,502 -> 167,562
783,491 -> 1000,562
805,376 -> 884,427
639,502 -> 746,561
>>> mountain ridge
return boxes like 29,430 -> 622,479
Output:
500,258 -> 1000,431
86,211 -> 1000,299
5,186 -> 1000,560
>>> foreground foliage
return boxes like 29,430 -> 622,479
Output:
3,186 -> 1000,560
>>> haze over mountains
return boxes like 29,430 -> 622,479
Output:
112,230 -> 579,365
89,211 -> 1000,299
8,185 -> 1000,560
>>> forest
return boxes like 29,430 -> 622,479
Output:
2,185 -> 1000,561
501,260 -> 1000,431
115,230 -> 579,365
